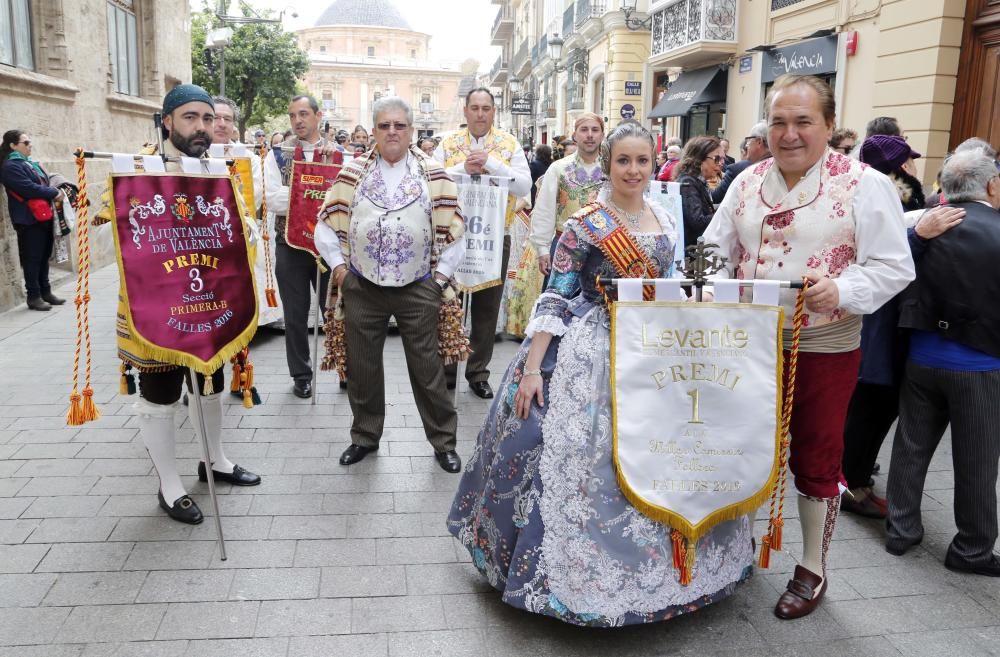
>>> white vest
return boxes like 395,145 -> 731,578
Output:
731,150 -> 865,329
349,160 -> 434,287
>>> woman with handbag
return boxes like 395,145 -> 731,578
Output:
1,130 -> 65,311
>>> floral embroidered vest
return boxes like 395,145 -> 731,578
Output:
555,156 -> 604,233
440,127 -> 519,229
731,150 -> 865,329
348,160 -> 434,287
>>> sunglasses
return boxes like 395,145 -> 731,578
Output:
834,145 -> 854,154
376,122 -> 410,132
16,140 -> 30,146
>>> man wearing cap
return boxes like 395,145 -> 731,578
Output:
263,95 -> 339,398
98,84 -> 262,525
703,75 -> 914,619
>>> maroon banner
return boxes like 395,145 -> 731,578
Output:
110,173 -> 258,373
286,155 -> 342,256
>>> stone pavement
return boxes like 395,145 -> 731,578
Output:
0,263 -> 998,657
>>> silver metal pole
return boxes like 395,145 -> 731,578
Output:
186,369 -> 227,561
311,262 -> 322,406
453,292 -> 472,408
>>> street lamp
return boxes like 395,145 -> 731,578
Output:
548,36 -> 564,65
509,77 -> 522,94
621,0 -> 652,31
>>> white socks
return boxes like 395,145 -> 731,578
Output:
136,399 -> 186,505
187,392 -> 235,473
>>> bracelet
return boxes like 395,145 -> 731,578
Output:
522,368 -> 542,377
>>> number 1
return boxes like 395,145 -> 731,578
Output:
687,388 -> 703,424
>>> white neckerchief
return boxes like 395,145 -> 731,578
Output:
377,152 -> 412,196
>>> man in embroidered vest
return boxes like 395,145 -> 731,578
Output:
315,96 -> 466,473
703,75 -> 914,619
263,95 -> 338,398
529,113 -> 606,277
434,88 -> 532,399
96,84 -> 262,525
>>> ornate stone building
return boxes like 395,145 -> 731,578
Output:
297,0 -> 475,137
0,0 -> 192,311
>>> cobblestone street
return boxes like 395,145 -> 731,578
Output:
0,264 -> 997,657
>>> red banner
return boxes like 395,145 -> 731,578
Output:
286,153 -> 342,256
110,173 -> 258,374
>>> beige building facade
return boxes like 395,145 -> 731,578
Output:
0,0 -> 192,311
297,0 -> 474,137
646,0 -> 973,186
489,0 -> 653,147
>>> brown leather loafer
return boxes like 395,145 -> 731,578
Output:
774,565 -> 826,619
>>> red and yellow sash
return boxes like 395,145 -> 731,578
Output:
576,203 -> 659,300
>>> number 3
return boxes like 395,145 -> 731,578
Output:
189,267 -> 203,292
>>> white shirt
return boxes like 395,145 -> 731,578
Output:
529,156 -> 602,255
262,137 -> 323,216
432,133 -> 532,199
314,153 -> 466,279
703,158 -> 915,316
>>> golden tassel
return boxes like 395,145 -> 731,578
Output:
230,358 -> 242,393
265,287 -> 277,308
66,392 -> 84,426
203,376 -> 213,396
768,516 -> 784,551
679,539 -> 695,587
242,363 -> 254,409
119,364 -> 129,395
758,534 -> 772,568
80,386 -> 100,422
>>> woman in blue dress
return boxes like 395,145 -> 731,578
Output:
447,123 -> 755,627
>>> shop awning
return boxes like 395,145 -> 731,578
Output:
649,67 -> 728,119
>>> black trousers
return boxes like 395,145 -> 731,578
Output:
886,361 -> 1000,566
841,381 -> 900,489
138,368 -> 224,406
14,222 -> 53,300
275,239 -> 330,383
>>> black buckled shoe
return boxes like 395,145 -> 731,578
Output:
157,489 -> 203,525
293,380 -> 312,398
469,381 -> 494,399
435,449 -> 462,473
339,444 -> 377,465
198,462 -> 261,486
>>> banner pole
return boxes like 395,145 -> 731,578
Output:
454,292 -> 472,406
311,262 -> 321,406
186,369 -> 227,561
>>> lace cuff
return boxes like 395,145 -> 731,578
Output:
526,313 -> 570,338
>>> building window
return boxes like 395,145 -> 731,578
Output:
771,0 -> 807,9
107,0 -> 139,96
373,91 -> 382,101
367,46 -> 375,57
0,0 -> 34,69
411,49 -> 416,58
593,74 -> 605,115
320,45 -> 326,53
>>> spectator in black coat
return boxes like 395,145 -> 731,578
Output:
712,121 -> 771,204
528,143 -> 552,206
675,136 -> 723,246
1,129 -> 65,311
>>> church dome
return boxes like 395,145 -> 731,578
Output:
315,0 -> 412,30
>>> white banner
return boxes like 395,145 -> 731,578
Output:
646,181 -> 684,263
611,301 -> 784,538
454,176 -> 509,292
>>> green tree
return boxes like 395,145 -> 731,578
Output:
191,1 -> 309,138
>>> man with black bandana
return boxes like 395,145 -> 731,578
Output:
97,84 -> 262,525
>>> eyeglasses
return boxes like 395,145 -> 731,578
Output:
834,145 -> 854,154
709,155 -> 725,164
16,140 -> 30,146
376,122 -> 410,132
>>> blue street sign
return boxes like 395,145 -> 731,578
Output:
620,104 -> 636,119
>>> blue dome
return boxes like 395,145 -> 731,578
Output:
315,0 -> 411,30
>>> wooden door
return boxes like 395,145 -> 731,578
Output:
950,0 -> 1000,149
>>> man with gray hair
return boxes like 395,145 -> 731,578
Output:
314,96 -> 467,473
886,148 -> 1000,576
712,121 -> 771,203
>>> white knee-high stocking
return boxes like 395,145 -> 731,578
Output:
136,399 -> 186,505
187,392 -> 235,473
799,494 -> 840,580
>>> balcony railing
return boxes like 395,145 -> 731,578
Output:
575,0 -> 606,26
650,0 -> 737,58
491,5 -> 515,46
563,5 -> 576,37
514,38 -> 530,74
489,55 -> 510,85
538,33 -> 548,63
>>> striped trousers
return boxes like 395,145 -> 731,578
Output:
886,360 -> 1000,566
341,272 -> 457,452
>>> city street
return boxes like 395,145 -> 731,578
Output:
0,263 -> 997,657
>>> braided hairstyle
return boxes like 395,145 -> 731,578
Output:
599,122 -> 656,177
